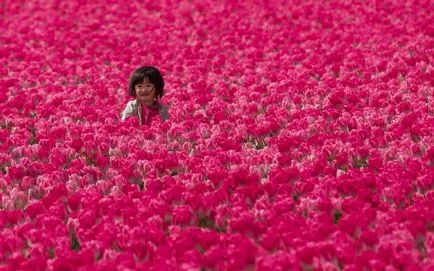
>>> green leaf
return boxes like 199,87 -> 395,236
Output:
333,210 -> 343,224
70,233 -> 81,251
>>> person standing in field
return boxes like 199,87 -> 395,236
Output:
120,66 -> 169,125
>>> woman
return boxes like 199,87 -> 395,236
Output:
120,66 -> 169,125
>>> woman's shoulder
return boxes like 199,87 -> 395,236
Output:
120,99 -> 139,120
125,99 -> 140,110
126,99 -> 139,106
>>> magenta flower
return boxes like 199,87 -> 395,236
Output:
1,0 -> 433,269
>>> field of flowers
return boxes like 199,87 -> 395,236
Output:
1,0 -> 434,270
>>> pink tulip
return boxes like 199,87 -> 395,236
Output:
25,201 -> 45,219
1,0 -> 434,269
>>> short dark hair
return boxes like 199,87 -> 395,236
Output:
128,66 -> 164,99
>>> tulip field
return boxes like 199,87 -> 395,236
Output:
1,0 -> 434,270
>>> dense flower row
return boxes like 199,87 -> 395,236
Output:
1,0 -> 434,270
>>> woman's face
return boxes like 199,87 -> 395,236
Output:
135,78 -> 156,105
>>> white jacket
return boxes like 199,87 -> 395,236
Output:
120,100 -> 169,125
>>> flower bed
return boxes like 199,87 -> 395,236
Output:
1,0 -> 434,270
